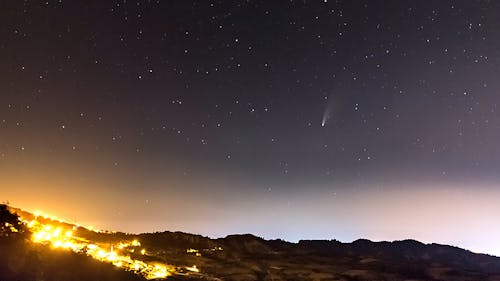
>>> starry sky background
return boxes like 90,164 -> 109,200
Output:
2,0 -> 500,255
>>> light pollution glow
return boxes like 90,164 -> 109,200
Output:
18,211 -> 201,279
5,180 -> 500,257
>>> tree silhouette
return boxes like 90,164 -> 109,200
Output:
0,204 -> 27,239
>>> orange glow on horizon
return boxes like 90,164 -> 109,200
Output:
17,210 -> 200,280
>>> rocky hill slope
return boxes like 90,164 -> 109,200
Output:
2,205 -> 500,281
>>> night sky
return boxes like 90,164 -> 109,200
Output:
2,1 -> 500,255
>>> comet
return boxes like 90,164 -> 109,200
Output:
321,97 -> 334,127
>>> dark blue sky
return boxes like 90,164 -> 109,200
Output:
2,0 -> 500,255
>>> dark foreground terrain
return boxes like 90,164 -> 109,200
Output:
2,205 -> 500,281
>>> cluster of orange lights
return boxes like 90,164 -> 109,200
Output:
22,212 -> 199,279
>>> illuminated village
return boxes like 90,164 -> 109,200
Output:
17,209 -> 202,280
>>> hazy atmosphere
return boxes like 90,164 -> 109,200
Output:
2,1 -> 500,256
